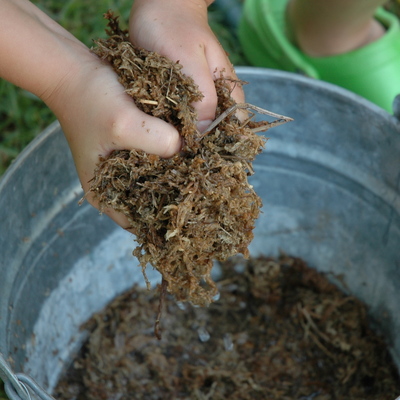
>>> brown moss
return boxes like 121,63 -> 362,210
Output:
89,12 -> 291,306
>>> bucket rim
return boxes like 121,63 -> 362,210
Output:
0,120 -> 61,189
235,66 -> 400,122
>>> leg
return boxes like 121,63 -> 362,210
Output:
287,0 -> 387,56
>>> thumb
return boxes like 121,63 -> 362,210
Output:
109,101 -> 183,159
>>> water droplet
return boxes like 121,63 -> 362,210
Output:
198,327 -> 210,342
212,292 -> 220,301
233,261 -> 246,274
226,284 -> 238,292
223,333 -> 234,351
176,301 -> 186,311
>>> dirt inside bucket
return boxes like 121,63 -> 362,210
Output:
54,254 -> 400,400
87,12 -> 291,312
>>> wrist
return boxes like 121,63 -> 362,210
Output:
38,43 -> 99,116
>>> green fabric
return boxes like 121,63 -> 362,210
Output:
239,0 -> 400,113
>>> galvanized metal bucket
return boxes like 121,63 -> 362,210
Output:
1,68 -> 399,398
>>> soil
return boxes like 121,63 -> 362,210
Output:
88,12 -> 291,309
54,255 -> 400,400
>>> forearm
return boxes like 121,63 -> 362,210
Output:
0,0 -> 95,109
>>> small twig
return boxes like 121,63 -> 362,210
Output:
239,111 -> 256,129
198,103 -> 293,139
300,305 -> 332,344
204,381 -> 218,400
154,278 -> 168,340
298,304 -> 337,360
166,65 -> 174,99
166,96 -> 177,105
308,330 -> 337,360
139,99 -> 158,105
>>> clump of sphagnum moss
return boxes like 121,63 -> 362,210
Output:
89,11 -> 291,308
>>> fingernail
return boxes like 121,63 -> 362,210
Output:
196,119 -> 213,133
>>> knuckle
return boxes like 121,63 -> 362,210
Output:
108,111 -> 133,144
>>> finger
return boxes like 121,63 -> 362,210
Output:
102,207 -> 133,231
175,41 -> 246,132
205,39 -> 245,100
158,41 -> 218,131
204,40 -> 246,119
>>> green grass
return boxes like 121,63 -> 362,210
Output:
0,0 -> 133,175
0,385 -> 5,400
0,81 -> 54,173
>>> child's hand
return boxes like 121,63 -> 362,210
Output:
46,53 -> 183,229
129,0 -> 245,132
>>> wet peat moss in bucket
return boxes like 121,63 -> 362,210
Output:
54,255 -> 400,400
